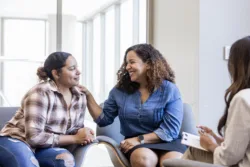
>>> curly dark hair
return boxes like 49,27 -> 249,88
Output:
217,36 -> 250,136
116,43 -> 175,94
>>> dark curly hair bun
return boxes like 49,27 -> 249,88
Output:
37,67 -> 49,81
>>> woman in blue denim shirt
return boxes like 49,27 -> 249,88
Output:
82,44 -> 186,167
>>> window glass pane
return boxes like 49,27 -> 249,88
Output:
120,0 -> 133,65
4,19 -> 46,59
84,21 -> 93,91
139,0 -> 147,43
2,19 -> 46,106
3,62 -> 40,106
105,7 -> 115,98
75,22 -> 83,84
92,15 -> 101,103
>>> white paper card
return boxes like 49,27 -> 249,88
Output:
181,132 -> 208,151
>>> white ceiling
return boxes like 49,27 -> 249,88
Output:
0,0 -> 116,20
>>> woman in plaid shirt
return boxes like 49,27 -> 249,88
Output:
0,52 -> 94,167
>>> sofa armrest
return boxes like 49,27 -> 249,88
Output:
97,136 -> 130,167
163,159 -> 224,167
72,141 -> 99,167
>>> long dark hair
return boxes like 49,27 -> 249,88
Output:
217,36 -> 250,136
116,44 -> 175,94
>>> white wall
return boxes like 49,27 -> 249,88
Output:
199,0 -> 250,130
0,18 -> 2,105
152,0 -> 199,119
152,0 -> 250,131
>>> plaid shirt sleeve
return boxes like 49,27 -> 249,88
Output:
24,90 -> 59,148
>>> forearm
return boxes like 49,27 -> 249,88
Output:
58,135 -> 78,146
85,93 -> 102,120
143,132 -> 162,144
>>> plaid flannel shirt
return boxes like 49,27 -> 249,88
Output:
0,80 -> 86,150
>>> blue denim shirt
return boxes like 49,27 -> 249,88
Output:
95,80 -> 183,142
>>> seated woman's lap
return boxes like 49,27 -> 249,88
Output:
0,136 -> 38,167
0,136 -> 75,167
158,150 -> 183,166
35,147 -> 75,167
130,147 -> 158,167
130,148 -> 183,167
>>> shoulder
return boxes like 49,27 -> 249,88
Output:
230,89 -> 250,108
161,80 -> 181,96
106,87 -> 129,102
226,89 -> 250,129
161,80 -> 177,89
21,82 -> 52,106
26,81 -> 52,97
110,87 -> 125,95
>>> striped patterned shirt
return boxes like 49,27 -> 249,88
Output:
0,80 -> 86,150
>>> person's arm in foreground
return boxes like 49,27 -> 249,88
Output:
78,85 -> 102,120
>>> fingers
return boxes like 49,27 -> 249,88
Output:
198,130 -> 208,136
120,140 -> 128,152
198,130 -> 204,135
120,140 -> 125,145
81,127 -> 95,137
81,141 -> 88,146
197,125 -> 212,133
77,85 -> 89,94
77,85 -> 85,91
120,140 -> 133,153
78,86 -> 91,95
86,127 -> 95,135
80,138 -> 95,146
124,146 -> 133,153
90,129 -> 95,135
200,126 -> 211,131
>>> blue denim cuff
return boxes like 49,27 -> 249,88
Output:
154,129 -> 173,142
94,111 -> 105,124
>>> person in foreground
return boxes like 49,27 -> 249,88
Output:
81,44 -> 186,167
182,36 -> 250,167
0,52 -> 94,167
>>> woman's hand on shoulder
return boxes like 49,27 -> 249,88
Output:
74,127 -> 95,145
77,85 -> 91,96
197,125 -> 224,144
120,137 -> 140,153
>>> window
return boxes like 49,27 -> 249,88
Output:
81,0 -> 147,100
105,7 -> 115,97
92,15 -> 101,104
120,0 -> 133,65
139,0 -> 147,43
75,22 -> 83,80
2,19 -> 47,106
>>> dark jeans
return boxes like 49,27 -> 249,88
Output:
0,136 -> 75,167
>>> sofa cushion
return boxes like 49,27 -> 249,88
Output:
0,107 -> 19,129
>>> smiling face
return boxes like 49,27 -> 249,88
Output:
125,50 -> 149,84
54,56 -> 81,88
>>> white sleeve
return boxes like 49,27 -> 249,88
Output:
214,93 -> 250,166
